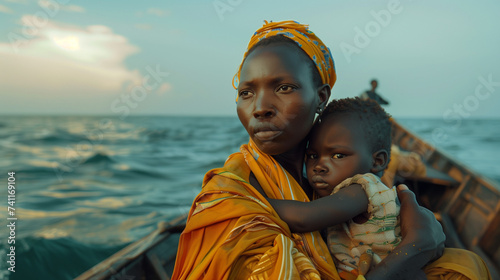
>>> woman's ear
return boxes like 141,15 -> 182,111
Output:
317,84 -> 331,109
371,149 -> 389,174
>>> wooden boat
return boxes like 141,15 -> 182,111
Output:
390,120 -> 500,279
76,119 -> 500,280
75,213 -> 187,280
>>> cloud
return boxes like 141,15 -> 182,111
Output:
146,8 -> 169,17
38,0 -> 85,13
0,16 -> 142,95
0,4 -> 13,13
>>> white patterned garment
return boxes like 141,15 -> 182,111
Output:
327,173 -> 402,274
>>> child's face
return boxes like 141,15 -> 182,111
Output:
306,113 -> 374,197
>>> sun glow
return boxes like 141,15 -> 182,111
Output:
53,36 -> 80,51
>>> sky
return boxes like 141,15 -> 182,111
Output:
0,0 -> 499,118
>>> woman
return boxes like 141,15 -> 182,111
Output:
172,20 -> 490,280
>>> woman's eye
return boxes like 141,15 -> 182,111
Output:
238,90 -> 253,98
332,153 -> 346,159
277,85 -> 295,92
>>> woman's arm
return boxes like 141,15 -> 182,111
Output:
268,184 -> 368,232
365,185 -> 445,280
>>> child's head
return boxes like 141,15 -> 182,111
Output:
306,97 -> 392,197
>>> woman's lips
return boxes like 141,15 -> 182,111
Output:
254,130 -> 282,141
253,123 -> 283,141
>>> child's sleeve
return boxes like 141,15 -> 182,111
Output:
332,173 -> 399,220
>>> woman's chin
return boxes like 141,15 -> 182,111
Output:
252,139 -> 287,155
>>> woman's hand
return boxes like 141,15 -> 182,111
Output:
397,184 -> 445,261
365,184 -> 445,280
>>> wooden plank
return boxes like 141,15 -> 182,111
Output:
146,253 -> 170,280
463,193 -> 494,216
417,167 -> 458,187
443,175 -> 471,213
479,207 -> 500,269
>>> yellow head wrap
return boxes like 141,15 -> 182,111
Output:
233,20 -> 337,100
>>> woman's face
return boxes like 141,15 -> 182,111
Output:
236,43 -> 326,155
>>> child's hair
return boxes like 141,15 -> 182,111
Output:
322,97 -> 392,159
245,35 -> 323,88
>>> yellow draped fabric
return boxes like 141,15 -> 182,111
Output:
232,20 -> 336,101
172,140 -> 341,280
424,248 -> 491,280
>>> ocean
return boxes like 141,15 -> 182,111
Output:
0,116 -> 499,280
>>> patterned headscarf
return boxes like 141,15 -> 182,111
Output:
233,20 -> 336,100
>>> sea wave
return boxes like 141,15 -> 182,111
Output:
81,152 -> 114,164
3,237 -> 125,280
16,129 -> 90,145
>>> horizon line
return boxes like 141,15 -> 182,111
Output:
0,113 -> 499,120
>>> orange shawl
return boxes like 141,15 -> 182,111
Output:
172,140 -> 340,279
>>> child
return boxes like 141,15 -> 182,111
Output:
269,97 -> 403,279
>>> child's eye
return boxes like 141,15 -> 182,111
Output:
306,153 -> 317,160
332,153 -> 346,159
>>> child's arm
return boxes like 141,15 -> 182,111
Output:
268,184 -> 369,232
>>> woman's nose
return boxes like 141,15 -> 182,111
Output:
253,91 -> 275,119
